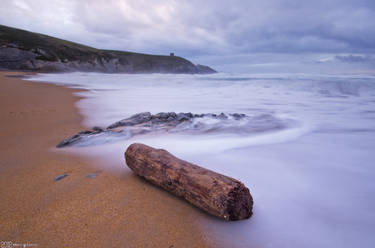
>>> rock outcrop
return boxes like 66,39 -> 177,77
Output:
56,111 -> 287,148
0,24 -> 216,74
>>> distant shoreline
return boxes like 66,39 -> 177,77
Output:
0,24 -> 216,74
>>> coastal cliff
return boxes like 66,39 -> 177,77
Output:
0,25 -> 216,74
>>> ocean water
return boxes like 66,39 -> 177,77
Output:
28,72 -> 375,248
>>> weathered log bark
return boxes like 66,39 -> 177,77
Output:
125,143 -> 253,221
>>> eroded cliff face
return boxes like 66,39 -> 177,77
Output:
0,25 -> 216,74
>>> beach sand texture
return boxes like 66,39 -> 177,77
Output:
0,71 -> 213,247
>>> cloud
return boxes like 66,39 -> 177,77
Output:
1,0 -> 375,58
334,54 -> 375,64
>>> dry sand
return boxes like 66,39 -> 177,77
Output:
0,71 -> 214,247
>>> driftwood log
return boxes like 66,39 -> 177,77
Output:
125,143 -> 253,221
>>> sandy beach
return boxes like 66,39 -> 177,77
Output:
0,71 -> 213,247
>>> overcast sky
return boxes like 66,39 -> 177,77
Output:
1,0 -> 374,72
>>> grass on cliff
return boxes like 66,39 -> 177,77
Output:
0,24 -> 190,65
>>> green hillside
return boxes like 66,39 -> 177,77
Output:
0,24 -> 216,73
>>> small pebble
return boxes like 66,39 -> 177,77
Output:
86,173 -> 97,179
54,173 -> 68,181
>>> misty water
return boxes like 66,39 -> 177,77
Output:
28,72 -> 375,248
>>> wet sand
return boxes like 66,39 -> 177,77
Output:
0,71 -> 213,247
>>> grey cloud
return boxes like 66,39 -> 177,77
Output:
335,54 -> 375,64
0,0 -> 374,58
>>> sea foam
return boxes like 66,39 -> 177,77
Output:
28,72 -> 375,248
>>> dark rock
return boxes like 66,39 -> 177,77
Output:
54,174 -> 68,181
204,113 -> 217,118
167,116 -> 175,122
92,126 -> 104,132
56,129 -> 125,148
56,135 -> 82,148
151,112 -> 177,124
78,130 -> 93,135
153,112 -> 176,120
176,112 -> 193,121
217,113 -> 228,119
56,112 -> 253,148
107,112 -> 152,129
231,113 -> 246,120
